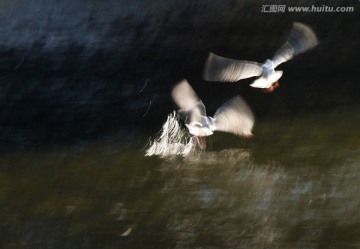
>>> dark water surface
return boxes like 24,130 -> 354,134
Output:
0,0 -> 358,248
1,104 -> 360,249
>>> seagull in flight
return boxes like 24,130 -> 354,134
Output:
171,79 -> 254,148
203,22 -> 319,92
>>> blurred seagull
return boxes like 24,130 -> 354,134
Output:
172,79 -> 254,148
203,22 -> 319,92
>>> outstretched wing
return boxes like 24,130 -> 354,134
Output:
203,53 -> 262,82
213,96 -> 254,137
273,22 -> 319,67
171,79 -> 206,125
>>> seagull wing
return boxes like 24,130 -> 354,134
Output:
203,53 -> 262,82
272,22 -> 319,67
213,96 -> 254,137
171,79 -> 206,125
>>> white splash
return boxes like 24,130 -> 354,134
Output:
145,112 -> 201,157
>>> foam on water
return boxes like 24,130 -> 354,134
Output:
145,112 -> 201,158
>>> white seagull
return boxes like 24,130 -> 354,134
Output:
203,22 -> 319,92
172,79 -> 254,148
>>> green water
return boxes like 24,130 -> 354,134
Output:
1,105 -> 360,249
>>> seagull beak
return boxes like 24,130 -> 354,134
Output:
262,81 -> 280,93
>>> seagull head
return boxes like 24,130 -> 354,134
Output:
206,116 -> 216,131
261,59 -> 275,77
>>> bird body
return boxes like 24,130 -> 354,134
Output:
203,22 -> 318,90
185,122 -> 214,137
184,109 -> 215,137
172,80 -> 254,138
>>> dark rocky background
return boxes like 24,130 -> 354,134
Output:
0,0 -> 358,148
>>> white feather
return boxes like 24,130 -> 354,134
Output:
213,96 -> 254,137
250,71 -> 283,89
172,80 -> 254,138
272,22 -> 319,67
203,22 -> 318,89
203,53 -> 262,82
